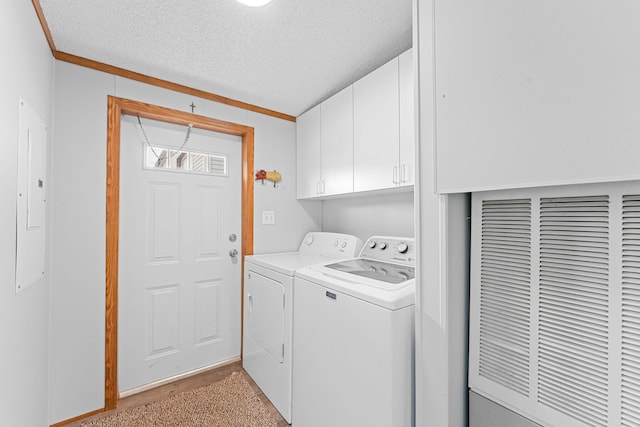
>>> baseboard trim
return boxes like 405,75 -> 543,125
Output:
119,357 -> 242,399
50,407 -> 105,427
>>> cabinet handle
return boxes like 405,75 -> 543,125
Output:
401,164 -> 407,183
393,166 -> 399,184
316,181 -> 321,194
321,180 -> 326,194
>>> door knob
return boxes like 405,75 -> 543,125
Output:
229,249 -> 239,258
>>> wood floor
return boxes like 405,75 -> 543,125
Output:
60,360 -> 289,427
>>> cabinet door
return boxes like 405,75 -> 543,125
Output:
434,0 -> 640,193
353,57 -> 400,192
321,86 -> 354,196
296,105 -> 321,199
399,49 -> 415,187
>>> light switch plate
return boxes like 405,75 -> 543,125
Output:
262,210 -> 275,225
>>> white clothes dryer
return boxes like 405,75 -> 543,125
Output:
292,236 -> 416,427
242,232 -> 362,423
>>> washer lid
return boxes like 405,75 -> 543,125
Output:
324,258 -> 415,284
297,264 -> 416,310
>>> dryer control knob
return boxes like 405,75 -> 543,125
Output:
397,243 -> 409,254
305,235 -> 314,245
379,242 -> 387,250
369,241 -> 377,249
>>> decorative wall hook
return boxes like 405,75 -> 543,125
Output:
255,169 -> 282,187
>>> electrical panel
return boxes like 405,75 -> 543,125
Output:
16,98 -> 47,293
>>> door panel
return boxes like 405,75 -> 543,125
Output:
353,57 -> 400,192
246,270 -> 285,363
398,48 -> 415,187
148,183 -> 180,262
147,284 -> 180,357
194,280 -> 221,345
296,104 -> 321,198
118,116 -> 241,393
321,85 -> 354,196
197,186 -> 221,258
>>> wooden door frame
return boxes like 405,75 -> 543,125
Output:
105,96 -> 254,410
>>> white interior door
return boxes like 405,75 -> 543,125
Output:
118,115 -> 242,393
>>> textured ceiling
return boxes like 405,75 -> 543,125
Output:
39,0 -> 412,117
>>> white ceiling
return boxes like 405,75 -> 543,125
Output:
39,0 -> 412,117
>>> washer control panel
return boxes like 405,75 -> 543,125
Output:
298,232 -> 363,258
360,236 -> 416,266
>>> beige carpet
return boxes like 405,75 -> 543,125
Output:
81,372 -> 278,427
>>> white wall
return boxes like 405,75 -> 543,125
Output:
48,63 -> 113,424
0,1 -> 53,426
321,191 -> 414,243
248,111 -> 322,254
48,61 -> 320,424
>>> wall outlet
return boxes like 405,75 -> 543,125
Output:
262,210 -> 276,225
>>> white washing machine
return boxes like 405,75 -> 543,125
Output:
242,232 -> 362,423
292,236 -> 416,427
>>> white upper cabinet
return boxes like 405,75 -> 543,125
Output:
398,49 -> 415,187
353,57 -> 400,192
296,48 -> 414,199
296,104 -> 321,199
321,86 -> 354,196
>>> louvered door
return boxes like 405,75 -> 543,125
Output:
470,182 -> 640,427
621,195 -> 640,427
